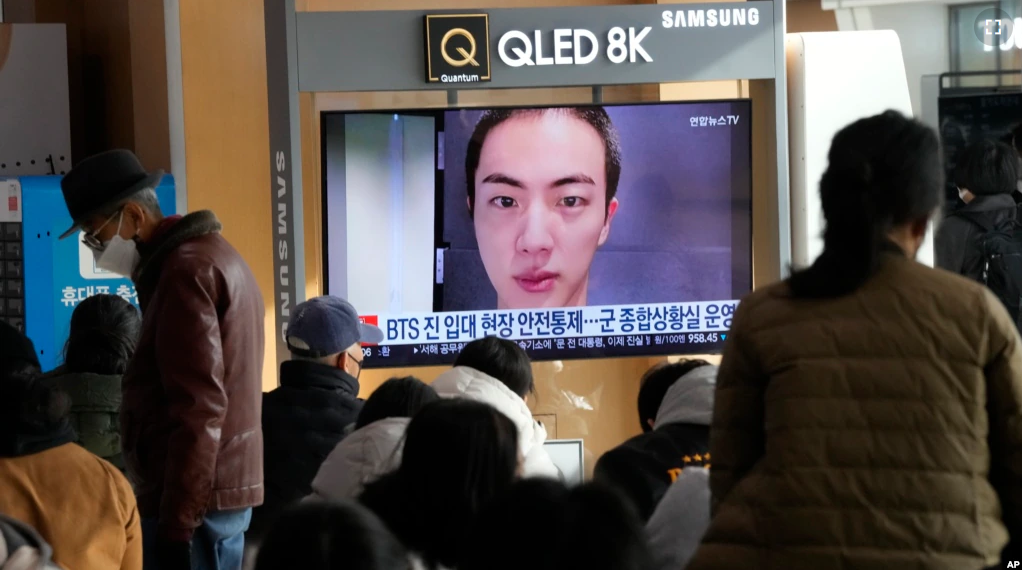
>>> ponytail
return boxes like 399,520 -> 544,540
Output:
789,111 -> 943,299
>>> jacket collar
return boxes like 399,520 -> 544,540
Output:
132,210 -> 222,286
46,372 -> 122,413
959,193 -> 1017,214
279,359 -> 360,395
0,418 -> 75,459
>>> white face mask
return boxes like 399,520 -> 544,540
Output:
95,212 -> 141,278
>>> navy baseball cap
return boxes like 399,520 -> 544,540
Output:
285,296 -> 384,358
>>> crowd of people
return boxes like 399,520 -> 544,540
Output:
2,111 -> 1022,570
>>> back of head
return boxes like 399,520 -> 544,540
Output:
0,367 -> 71,456
463,479 -> 651,570
454,336 -> 534,397
361,399 -> 519,567
953,139 -> 1020,197
0,322 -> 68,444
788,110 -> 943,299
0,321 -> 40,381
355,377 -> 439,430
255,501 -> 410,570
394,399 -> 518,510
637,359 -> 712,433
64,294 -> 141,375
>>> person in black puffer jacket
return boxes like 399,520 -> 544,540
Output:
248,296 -> 384,543
936,139 -> 1021,282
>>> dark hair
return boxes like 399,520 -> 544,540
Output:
355,376 -> 440,430
464,107 -> 622,216
462,479 -> 652,570
953,139 -> 1019,197
255,501 -> 411,570
454,336 -> 534,397
64,294 -> 141,375
1012,123 -> 1022,152
0,320 -> 40,378
788,111 -> 943,299
359,399 -> 519,569
0,367 -> 71,454
637,359 -> 711,433
0,322 -> 67,438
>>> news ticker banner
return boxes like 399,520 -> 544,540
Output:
357,299 -> 738,366
295,3 -> 776,92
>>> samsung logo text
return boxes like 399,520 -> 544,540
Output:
662,7 -> 760,28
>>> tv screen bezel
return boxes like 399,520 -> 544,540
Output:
320,98 -> 754,368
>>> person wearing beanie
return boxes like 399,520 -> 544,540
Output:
594,360 -> 716,521
936,139 -> 1022,281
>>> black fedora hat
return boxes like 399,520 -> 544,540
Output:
58,149 -> 164,240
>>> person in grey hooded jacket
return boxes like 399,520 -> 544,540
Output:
593,360 -> 716,521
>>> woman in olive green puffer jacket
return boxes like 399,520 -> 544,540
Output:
46,294 -> 140,472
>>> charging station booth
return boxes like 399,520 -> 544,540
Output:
262,0 -> 792,367
14,176 -> 177,371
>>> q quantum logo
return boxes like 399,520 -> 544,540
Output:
424,14 -> 492,84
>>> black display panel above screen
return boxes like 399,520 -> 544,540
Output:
321,101 -> 753,368
938,92 -> 1022,211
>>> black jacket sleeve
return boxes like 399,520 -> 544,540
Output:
593,448 -> 661,522
936,216 -> 984,282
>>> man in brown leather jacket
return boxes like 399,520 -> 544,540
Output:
58,150 -> 265,570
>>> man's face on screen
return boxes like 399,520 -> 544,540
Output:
472,112 -> 619,310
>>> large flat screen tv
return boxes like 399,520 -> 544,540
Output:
322,101 -> 753,368
939,92 -> 1021,210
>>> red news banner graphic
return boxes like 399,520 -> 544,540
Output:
359,315 -> 380,346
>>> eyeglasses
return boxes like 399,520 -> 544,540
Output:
81,210 -> 121,251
